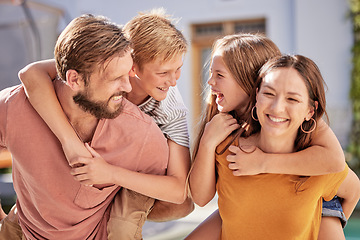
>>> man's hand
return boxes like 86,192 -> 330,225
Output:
147,197 -> 194,222
226,145 -> 266,176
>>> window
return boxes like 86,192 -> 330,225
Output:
195,23 -> 223,37
234,20 -> 266,34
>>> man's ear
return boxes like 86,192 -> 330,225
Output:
66,70 -> 83,90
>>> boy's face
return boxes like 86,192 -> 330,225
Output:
132,54 -> 184,102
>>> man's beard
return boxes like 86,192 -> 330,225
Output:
73,91 -> 124,119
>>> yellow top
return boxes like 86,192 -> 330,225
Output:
216,136 -> 349,240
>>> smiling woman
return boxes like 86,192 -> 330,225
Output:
255,67 -> 317,151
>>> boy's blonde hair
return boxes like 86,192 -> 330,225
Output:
124,8 -> 187,70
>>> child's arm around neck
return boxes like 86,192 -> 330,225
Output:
227,118 -> 345,176
18,59 -> 92,165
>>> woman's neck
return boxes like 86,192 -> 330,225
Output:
256,131 -> 296,154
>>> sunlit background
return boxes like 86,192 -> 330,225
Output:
0,0 -> 359,239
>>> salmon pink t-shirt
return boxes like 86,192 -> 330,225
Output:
0,85 -> 169,240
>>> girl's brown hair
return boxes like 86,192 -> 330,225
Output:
192,33 -> 281,160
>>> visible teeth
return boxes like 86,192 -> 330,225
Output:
268,115 -> 287,123
112,95 -> 123,101
158,87 -> 168,91
211,89 -> 220,95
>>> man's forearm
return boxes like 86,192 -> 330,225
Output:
147,197 -> 194,222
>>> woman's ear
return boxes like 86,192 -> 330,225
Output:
305,109 -> 314,121
314,101 -> 318,110
305,101 -> 318,121
65,70 -> 82,90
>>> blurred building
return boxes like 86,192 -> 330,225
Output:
0,0 -> 353,147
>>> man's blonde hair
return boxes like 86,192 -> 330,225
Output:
124,8 -> 187,70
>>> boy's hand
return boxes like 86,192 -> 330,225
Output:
62,139 -> 92,167
226,145 -> 266,176
70,143 -> 114,186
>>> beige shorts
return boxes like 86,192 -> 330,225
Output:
107,188 -> 155,240
0,204 -> 24,240
0,188 -> 154,240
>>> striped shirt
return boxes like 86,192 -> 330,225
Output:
138,86 -> 190,148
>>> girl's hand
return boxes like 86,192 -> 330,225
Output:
70,143 -> 114,186
201,113 -> 240,150
226,145 -> 266,176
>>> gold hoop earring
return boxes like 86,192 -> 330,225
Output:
300,118 -> 316,134
251,106 -> 258,121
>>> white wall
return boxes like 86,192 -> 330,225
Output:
294,0 -> 353,145
1,0 -> 353,146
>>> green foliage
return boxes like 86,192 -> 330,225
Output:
350,0 -> 360,30
351,45 -> 360,101
0,167 -> 11,174
348,0 -> 360,175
